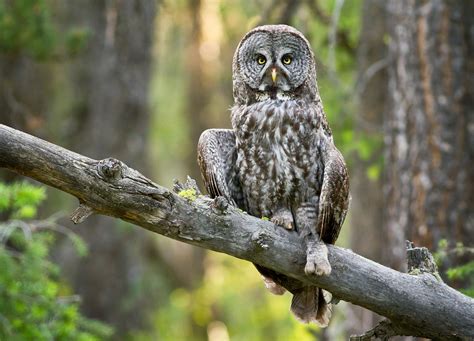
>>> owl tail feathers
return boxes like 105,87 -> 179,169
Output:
290,287 -> 332,327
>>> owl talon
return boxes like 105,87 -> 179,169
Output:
305,257 -> 331,276
305,242 -> 331,276
271,211 -> 294,230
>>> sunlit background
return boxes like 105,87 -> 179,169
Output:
0,0 -> 472,340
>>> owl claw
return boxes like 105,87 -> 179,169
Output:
305,242 -> 331,276
272,218 -> 294,230
271,211 -> 294,230
305,256 -> 331,276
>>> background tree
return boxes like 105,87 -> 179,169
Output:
50,0 -> 159,333
0,0 -> 161,335
0,0 -> 56,145
348,1 -> 474,334
348,0 -> 386,335
384,0 -> 473,280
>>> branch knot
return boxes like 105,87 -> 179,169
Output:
406,240 -> 440,278
251,230 -> 270,250
97,158 -> 123,180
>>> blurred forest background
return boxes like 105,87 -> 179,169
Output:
0,0 -> 472,340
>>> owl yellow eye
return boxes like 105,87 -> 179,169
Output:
282,55 -> 292,65
257,55 -> 266,65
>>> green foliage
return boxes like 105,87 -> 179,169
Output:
434,239 -> 474,298
0,182 -> 113,340
0,0 -> 56,59
295,0 -> 383,177
0,0 -> 89,59
64,28 -> 90,57
0,181 -> 46,219
302,0 -> 361,148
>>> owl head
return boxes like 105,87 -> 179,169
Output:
232,25 -> 318,105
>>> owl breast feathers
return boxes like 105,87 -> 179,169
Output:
197,24 -> 349,327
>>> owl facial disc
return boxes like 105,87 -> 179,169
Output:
233,24 -> 317,104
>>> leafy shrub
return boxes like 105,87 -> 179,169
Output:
0,181 -> 113,340
435,239 -> 474,298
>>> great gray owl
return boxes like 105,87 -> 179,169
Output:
197,24 -> 349,327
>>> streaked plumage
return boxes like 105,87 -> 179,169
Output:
198,25 -> 349,327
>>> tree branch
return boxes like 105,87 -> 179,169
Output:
0,124 -> 473,340
307,0 -> 356,55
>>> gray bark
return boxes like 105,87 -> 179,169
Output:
384,0 -> 473,270
1,124 -> 473,340
349,0 -> 387,335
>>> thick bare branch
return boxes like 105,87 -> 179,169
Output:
0,124 -> 473,340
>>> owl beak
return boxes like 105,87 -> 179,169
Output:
271,68 -> 278,84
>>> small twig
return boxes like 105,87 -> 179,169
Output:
0,220 -> 33,243
328,0 -> 345,73
70,204 -> 94,224
355,57 -> 390,97
307,0 -> 355,54
173,176 -> 201,195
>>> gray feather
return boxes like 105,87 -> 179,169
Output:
197,24 -> 349,327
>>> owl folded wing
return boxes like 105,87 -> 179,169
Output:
318,146 -> 350,244
197,128 -> 243,207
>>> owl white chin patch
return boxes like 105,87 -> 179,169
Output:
276,91 -> 293,101
255,92 -> 270,101
255,91 -> 292,102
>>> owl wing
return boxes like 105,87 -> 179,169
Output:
197,129 -> 243,207
318,145 -> 350,244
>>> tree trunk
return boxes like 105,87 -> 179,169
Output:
0,49 -> 53,184
0,58 -> 51,135
384,0 -> 473,274
50,0 -> 158,334
348,0 -> 387,335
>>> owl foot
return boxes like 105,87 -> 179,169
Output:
262,276 -> 286,295
271,209 -> 294,230
304,242 -> 331,276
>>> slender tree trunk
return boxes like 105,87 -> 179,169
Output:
0,53 -> 53,184
384,0 -> 473,274
0,58 -> 51,135
348,0 -> 387,335
51,0 -> 159,334
186,0 -> 212,182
